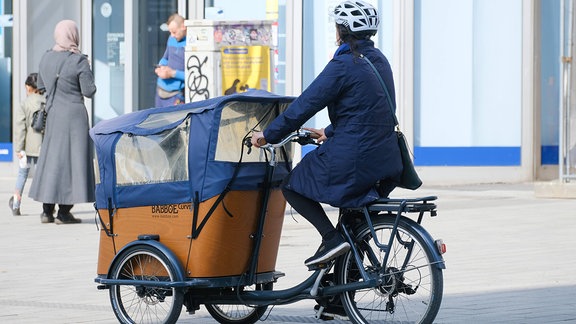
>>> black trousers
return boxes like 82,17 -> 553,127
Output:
281,185 -> 337,241
43,203 -> 73,215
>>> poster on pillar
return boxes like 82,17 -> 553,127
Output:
221,46 -> 271,96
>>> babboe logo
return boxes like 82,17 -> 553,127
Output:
152,205 -> 178,214
151,204 -> 191,219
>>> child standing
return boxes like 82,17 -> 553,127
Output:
10,73 -> 45,216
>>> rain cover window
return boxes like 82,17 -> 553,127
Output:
115,123 -> 189,185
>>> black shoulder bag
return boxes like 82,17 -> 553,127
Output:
361,54 -> 423,190
31,52 -> 72,133
31,102 -> 47,133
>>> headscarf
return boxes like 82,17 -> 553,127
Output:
52,20 -> 81,54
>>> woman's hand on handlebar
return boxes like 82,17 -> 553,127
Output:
251,131 -> 267,148
303,127 -> 327,143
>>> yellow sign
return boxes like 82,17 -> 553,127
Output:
221,46 -> 271,95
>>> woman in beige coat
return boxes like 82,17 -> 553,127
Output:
10,73 -> 45,216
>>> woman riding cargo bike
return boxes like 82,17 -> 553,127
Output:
252,0 -> 402,268
92,1 -> 446,323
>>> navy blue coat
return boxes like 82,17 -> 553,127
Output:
264,40 -> 403,208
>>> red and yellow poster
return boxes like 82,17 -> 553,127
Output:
221,46 -> 271,95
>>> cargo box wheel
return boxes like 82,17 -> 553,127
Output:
109,244 -> 184,324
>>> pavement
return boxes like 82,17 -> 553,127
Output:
1,174 -> 576,324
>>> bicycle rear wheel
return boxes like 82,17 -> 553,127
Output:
336,215 -> 443,324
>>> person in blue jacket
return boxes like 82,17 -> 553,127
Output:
155,13 -> 186,107
251,0 -> 402,267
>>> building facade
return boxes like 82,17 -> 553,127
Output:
1,0 -> 573,185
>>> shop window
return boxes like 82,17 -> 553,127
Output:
414,0 -> 522,166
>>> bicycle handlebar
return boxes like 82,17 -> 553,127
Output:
246,129 -> 316,150
245,129 -> 317,165
265,129 -> 317,148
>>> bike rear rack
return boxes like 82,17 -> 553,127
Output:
367,196 -> 438,216
341,196 -> 439,281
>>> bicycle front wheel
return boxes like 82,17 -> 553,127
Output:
336,215 -> 443,324
109,245 -> 184,324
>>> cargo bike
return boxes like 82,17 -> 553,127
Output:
90,91 -> 446,324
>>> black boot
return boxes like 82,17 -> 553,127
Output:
55,212 -> 81,224
41,203 -> 55,223
55,204 -> 80,224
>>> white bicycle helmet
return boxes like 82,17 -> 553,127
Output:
332,0 -> 379,35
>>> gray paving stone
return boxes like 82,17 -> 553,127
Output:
1,177 -> 575,323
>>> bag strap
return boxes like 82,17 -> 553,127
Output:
361,54 -> 418,158
359,54 -> 399,127
46,52 -> 73,112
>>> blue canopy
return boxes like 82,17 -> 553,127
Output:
90,90 -> 295,210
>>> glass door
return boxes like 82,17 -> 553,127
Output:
0,0 -> 12,154
136,0 -> 179,109
92,0 -> 180,125
92,0 -> 125,123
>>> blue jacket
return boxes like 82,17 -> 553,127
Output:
264,40 -> 402,208
157,36 -> 186,92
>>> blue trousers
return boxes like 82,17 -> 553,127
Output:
14,156 -> 38,209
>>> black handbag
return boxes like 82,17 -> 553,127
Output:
361,55 -> 423,190
31,102 -> 47,133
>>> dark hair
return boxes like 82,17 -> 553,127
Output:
25,73 -> 38,89
25,72 -> 45,95
337,24 -> 372,56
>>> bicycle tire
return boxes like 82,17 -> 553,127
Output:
336,214 -> 443,324
109,244 -> 184,324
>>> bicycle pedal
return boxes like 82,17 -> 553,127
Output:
307,262 -> 329,271
321,312 -> 348,321
314,305 -> 349,321
315,305 -> 334,321
319,314 -> 335,321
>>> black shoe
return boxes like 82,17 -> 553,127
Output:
41,212 -> 55,223
305,234 -> 350,266
55,212 -> 81,224
12,208 -> 21,216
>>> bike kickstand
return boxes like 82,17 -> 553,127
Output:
310,267 -> 329,297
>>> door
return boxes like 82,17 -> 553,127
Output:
92,0 -> 181,125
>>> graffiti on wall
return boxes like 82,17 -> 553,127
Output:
186,55 -> 210,102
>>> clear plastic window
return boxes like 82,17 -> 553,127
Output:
137,110 -> 193,129
115,121 -> 189,186
215,101 -> 293,162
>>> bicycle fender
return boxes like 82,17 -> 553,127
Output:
399,216 -> 446,270
106,239 -> 187,281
